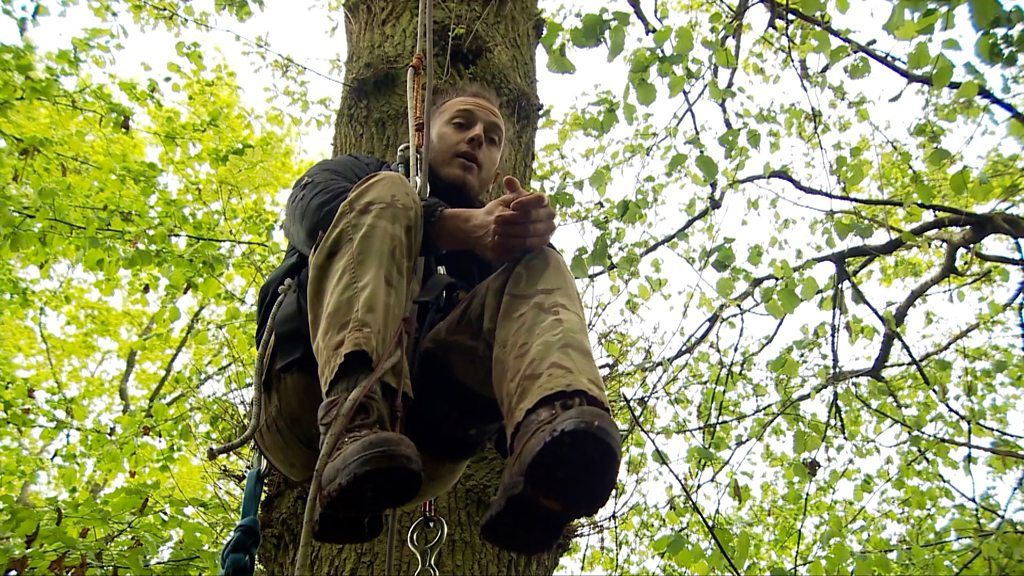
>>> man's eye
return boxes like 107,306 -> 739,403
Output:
451,119 -> 466,128
487,136 -> 500,146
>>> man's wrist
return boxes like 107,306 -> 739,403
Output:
431,207 -> 485,253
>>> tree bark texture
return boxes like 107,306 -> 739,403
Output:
260,1 -> 560,574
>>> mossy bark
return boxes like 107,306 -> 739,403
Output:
259,0 -> 560,574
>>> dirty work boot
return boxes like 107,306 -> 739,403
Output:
481,394 -> 621,554
312,377 -> 423,544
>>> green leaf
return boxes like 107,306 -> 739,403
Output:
715,45 -> 737,68
696,154 -> 718,181
608,24 -> 626,61
638,283 -> 651,301
198,276 -> 220,298
800,276 -> 820,300
932,55 -> 954,89
653,27 -> 672,48
539,20 -> 561,50
635,80 -> 657,106
546,44 -> 577,74
949,167 -> 971,195
908,42 -> 931,70
834,220 -> 854,240
734,530 -> 750,571
710,245 -> 736,272
883,4 -> 905,36
779,285 -> 800,313
766,298 -> 786,319
623,101 -> 637,124
590,235 -> 610,267
848,57 -> 871,79
747,129 -> 761,149
1009,118 -> 1024,143
955,80 -> 980,99
927,148 -> 952,167
674,27 -> 694,58
668,74 -> 686,97
570,13 -> 605,48
716,277 -> 736,298
969,0 -> 1005,30
570,254 -> 589,278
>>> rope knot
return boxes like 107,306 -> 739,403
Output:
410,53 -> 425,71
220,516 -> 261,576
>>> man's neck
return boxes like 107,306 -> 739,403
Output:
427,175 -> 482,208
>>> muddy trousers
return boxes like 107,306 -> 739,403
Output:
256,171 -> 607,496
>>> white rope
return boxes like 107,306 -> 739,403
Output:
207,278 -> 294,461
419,0 -> 433,200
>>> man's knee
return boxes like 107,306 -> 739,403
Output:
513,246 -> 571,280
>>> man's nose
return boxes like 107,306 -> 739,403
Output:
466,124 -> 484,148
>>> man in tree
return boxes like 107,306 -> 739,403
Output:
254,84 -> 620,554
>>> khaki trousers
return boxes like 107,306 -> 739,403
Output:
256,171 -> 607,495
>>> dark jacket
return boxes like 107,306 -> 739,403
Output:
256,154 -> 493,373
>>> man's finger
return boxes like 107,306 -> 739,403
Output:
503,175 -> 528,196
495,221 -> 555,239
495,205 -> 554,225
510,192 -> 548,212
489,191 -> 516,207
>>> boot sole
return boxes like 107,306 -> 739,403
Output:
314,434 -> 423,544
481,407 -> 621,554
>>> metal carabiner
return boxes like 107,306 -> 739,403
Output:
407,513 -> 447,576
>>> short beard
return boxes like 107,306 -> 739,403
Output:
427,171 -> 485,208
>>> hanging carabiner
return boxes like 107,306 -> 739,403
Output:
407,509 -> 447,576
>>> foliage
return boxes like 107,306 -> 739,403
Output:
2,0 -> 1023,575
537,1 -> 1024,574
0,1 -> 300,573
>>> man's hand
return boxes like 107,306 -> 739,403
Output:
429,176 -> 556,263
475,176 -> 556,263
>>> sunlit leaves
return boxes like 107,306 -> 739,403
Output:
1,4 -> 300,573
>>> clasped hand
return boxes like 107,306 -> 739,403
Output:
475,176 -> 556,263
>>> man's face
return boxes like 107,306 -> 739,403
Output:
429,96 -> 505,201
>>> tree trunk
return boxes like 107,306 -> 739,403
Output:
260,0 -> 556,574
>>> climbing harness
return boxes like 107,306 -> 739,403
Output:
208,0 -> 447,572
407,499 -> 448,576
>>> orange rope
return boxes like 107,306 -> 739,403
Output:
410,53 -> 425,149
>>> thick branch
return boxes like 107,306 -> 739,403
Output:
734,170 -> 975,217
870,232 -> 974,375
